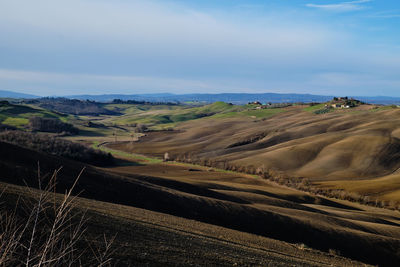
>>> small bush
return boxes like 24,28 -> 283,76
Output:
134,124 -> 148,133
314,108 -> 332,114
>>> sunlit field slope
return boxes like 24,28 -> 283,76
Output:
110,105 -> 400,205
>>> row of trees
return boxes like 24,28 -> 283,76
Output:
0,131 -> 114,166
167,152 -> 400,210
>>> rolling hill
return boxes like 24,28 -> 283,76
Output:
2,98 -> 400,265
110,104 -> 400,207
1,140 -> 399,266
0,100 -> 70,129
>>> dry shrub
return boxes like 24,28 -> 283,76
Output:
0,167 -> 116,266
328,248 -> 341,256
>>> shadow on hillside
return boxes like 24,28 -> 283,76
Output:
198,182 -> 363,211
78,129 -> 107,137
112,158 -> 144,167
1,140 -> 399,267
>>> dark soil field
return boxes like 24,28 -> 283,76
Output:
1,140 -> 398,265
1,182 -> 369,267
106,161 -> 400,266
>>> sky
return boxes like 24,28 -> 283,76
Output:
0,0 -> 399,96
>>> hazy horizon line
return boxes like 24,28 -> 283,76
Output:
3,89 -> 400,99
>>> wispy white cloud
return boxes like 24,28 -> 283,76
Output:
367,10 -> 400,18
306,0 -> 372,12
0,0 -> 341,83
0,0 -> 332,53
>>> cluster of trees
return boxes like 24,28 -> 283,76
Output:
29,117 -> 79,135
0,131 -> 114,166
112,99 -> 178,106
32,98 -> 117,115
314,108 -> 331,115
332,97 -> 365,107
248,102 -> 293,109
167,152 -> 400,211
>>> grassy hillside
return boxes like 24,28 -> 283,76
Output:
0,101 -> 70,129
77,101 -> 287,131
20,99 -> 293,134
99,101 -> 240,129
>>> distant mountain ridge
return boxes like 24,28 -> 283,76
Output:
0,90 -> 39,99
3,89 -> 400,104
67,93 -> 333,103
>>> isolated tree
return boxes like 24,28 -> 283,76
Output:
164,152 -> 170,162
135,124 -> 148,133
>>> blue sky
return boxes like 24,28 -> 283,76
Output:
0,0 -> 399,96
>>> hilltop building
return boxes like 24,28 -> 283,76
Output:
330,97 -> 363,109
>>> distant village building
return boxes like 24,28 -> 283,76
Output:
331,104 -> 350,109
249,101 -> 262,105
